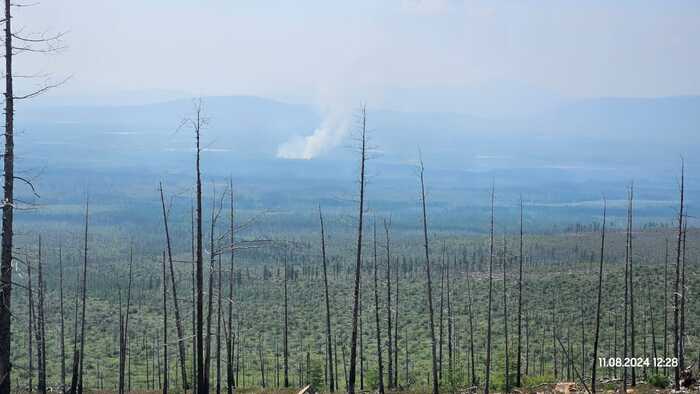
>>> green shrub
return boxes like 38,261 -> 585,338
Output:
648,374 -> 669,389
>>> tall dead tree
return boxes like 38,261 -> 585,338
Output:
663,238 -> 669,377
0,4 -> 64,389
628,184 -> 636,386
438,243 -> 446,384
28,252 -> 34,392
283,255 -> 289,387
590,198 -> 606,392
679,220 -> 687,372
516,198 -> 524,388
0,0 -> 14,386
59,243 -> 66,391
465,251 -> 477,387
319,206 -> 335,392
216,254 -> 223,394
348,105 -> 368,394
485,185 -> 495,394
162,251 -> 169,394
419,157 -> 439,394
502,236 -> 510,394
372,221 -> 385,394
227,181 -> 236,394
77,198 -> 89,394
159,183 -> 189,389
187,100 -> 207,394
118,249 -> 133,394
673,159 -> 685,390
393,255 -> 399,387
383,217 -> 393,389
36,238 -> 46,394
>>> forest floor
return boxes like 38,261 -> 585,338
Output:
48,385 -> 696,394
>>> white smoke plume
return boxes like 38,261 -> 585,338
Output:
276,109 -> 350,160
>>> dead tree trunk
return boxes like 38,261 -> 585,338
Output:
419,157 -> 439,394
393,255 -> 400,387
438,244 -> 446,384
372,221 -> 385,394
227,182 -> 236,394
348,105 -> 368,394
320,207 -> 335,392
59,244 -> 66,392
159,183 -> 189,389
502,236 -> 510,394
191,101 -> 206,394
283,255 -> 289,387
36,238 -> 47,394
663,238 -> 669,377
516,198 -> 524,388
628,184 -> 636,387
77,198 -> 89,394
679,220 -> 687,372
383,218 -> 393,389
28,253 -> 34,392
485,185 -> 495,394
162,251 -> 169,394
590,198 -> 606,392
465,251 -> 477,387
216,254 -> 223,394
0,0 -> 14,389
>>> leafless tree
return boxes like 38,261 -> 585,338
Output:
383,217 -> 393,389
372,221 -> 385,394
159,183 -> 189,389
0,2 -> 66,389
419,156 -> 439,394
484,184 -> 495,394
227,180 -> 236,394
162,251 -> 169,394
591,198 -> 606,392
516,198 -> 525,388
348,105 -> 368,394
319,206 -> 335,392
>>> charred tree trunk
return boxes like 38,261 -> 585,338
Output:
320,207 -> 335,392
159,183 -> 189,389
28,253 -> 34,392
383,218 -> 393,389
283,255 -> 289,387
0,0 -> 15,389
502,237 -> 510,394
591,198 -> 606,392
419,157 -> 439,394
628,184 -> 636,387
348,105 -> 368,394
227,182 -> 236,394
192,102 -> 206,394
393,256 -> 399,387
372,222 -> 385,394
36,239 -> 46,394
485,185 -> 495,394
162,251 -> 169,394
77,199 -> 89,394
465,251 -> 477,387
663,239 -> 669,377
216,254 -> 223,394
516,198 -> 524,388
59,244 -> 66,392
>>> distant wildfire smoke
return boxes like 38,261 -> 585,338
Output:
276,111 -> 350,159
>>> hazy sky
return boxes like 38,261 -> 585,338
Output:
14,0 -> 700,104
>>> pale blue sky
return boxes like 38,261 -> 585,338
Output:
15,0 -> 700,104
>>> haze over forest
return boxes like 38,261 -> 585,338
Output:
1,2 -> 699,394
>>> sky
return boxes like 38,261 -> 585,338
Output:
12,0 -> 700,107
